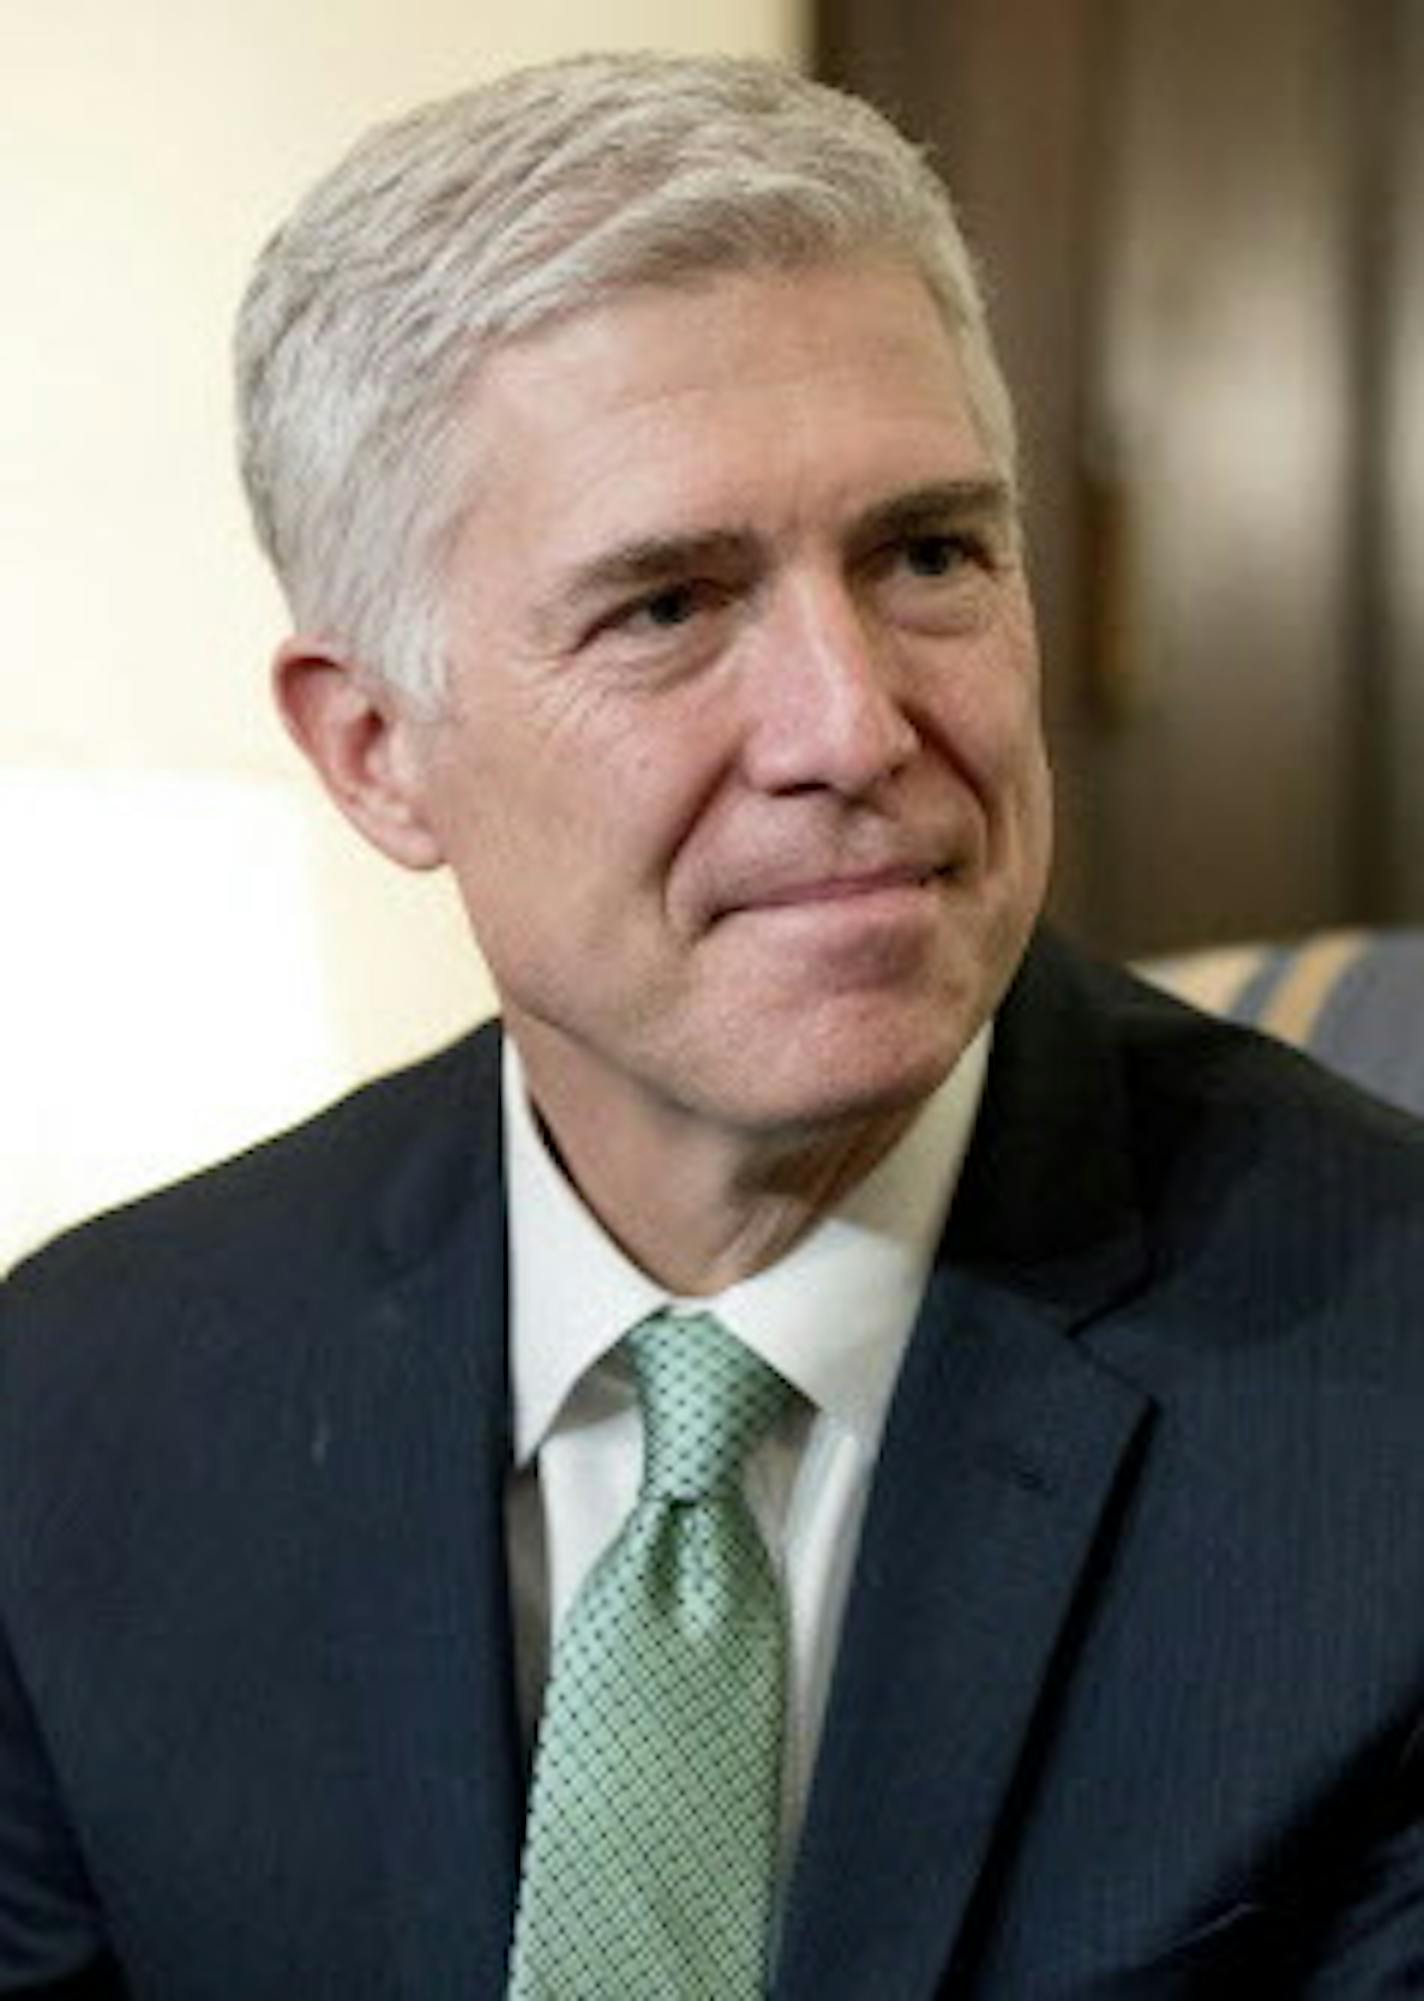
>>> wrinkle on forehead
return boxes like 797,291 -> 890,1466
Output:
472,257 -> 981,468
446,259 -> 1002,636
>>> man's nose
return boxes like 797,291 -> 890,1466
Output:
739,574 -> 920,799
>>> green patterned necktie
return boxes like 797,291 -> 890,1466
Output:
507,1309 -> 793,1999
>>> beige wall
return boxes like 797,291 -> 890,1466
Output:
3,0 -> 806,1261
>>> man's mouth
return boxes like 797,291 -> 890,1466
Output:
746,866 -> 950,909
713,862 -> 960,924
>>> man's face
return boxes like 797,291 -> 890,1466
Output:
404,257 -> 1052,1156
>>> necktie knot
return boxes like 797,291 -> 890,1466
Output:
627,1310 -> 791,1501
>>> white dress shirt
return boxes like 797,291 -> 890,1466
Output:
503,1030 -> 989,1855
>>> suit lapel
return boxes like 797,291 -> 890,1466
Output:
777,934 -> 1160,1999
320,1027 -> 526,1997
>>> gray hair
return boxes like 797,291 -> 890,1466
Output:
235,51 -> 1017,710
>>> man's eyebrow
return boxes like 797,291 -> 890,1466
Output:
542,529 -> 758,626
535,479 -> 1016,636
851,477 -> 1017,547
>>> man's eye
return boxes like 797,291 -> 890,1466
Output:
900,532 -> 975,579
583,577 -> 727,656
629,582 -> 704,630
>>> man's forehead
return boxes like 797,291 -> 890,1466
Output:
466,256 -> 965,434
458,261 -> 989,494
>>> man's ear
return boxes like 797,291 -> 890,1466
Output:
272,639 -> 445,872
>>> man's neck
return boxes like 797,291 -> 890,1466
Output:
509,1032 -> 925,1297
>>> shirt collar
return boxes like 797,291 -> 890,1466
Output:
505,1031 -> 990,1469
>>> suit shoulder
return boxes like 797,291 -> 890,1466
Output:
1120,961 -> 1424,1156
3,1021 -> 503,1335
1052,934 -> 1424,1152
1007,934 -> 1424,1282
1076,950 -> 1424,1334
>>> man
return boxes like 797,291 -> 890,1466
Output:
4,50 -> 1424,2000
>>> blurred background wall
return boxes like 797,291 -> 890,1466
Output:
2,0 -> 806,1263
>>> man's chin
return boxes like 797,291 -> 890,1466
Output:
715,1030 -> 972,1151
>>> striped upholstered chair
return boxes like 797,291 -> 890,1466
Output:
1144,931 -> 1424,1118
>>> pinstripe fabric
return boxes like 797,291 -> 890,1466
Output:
1143,929 -> 1424,1115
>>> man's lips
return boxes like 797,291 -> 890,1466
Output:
716,863 -> 956,919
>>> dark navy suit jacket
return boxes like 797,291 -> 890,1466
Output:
5,932 -> 1424,1998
